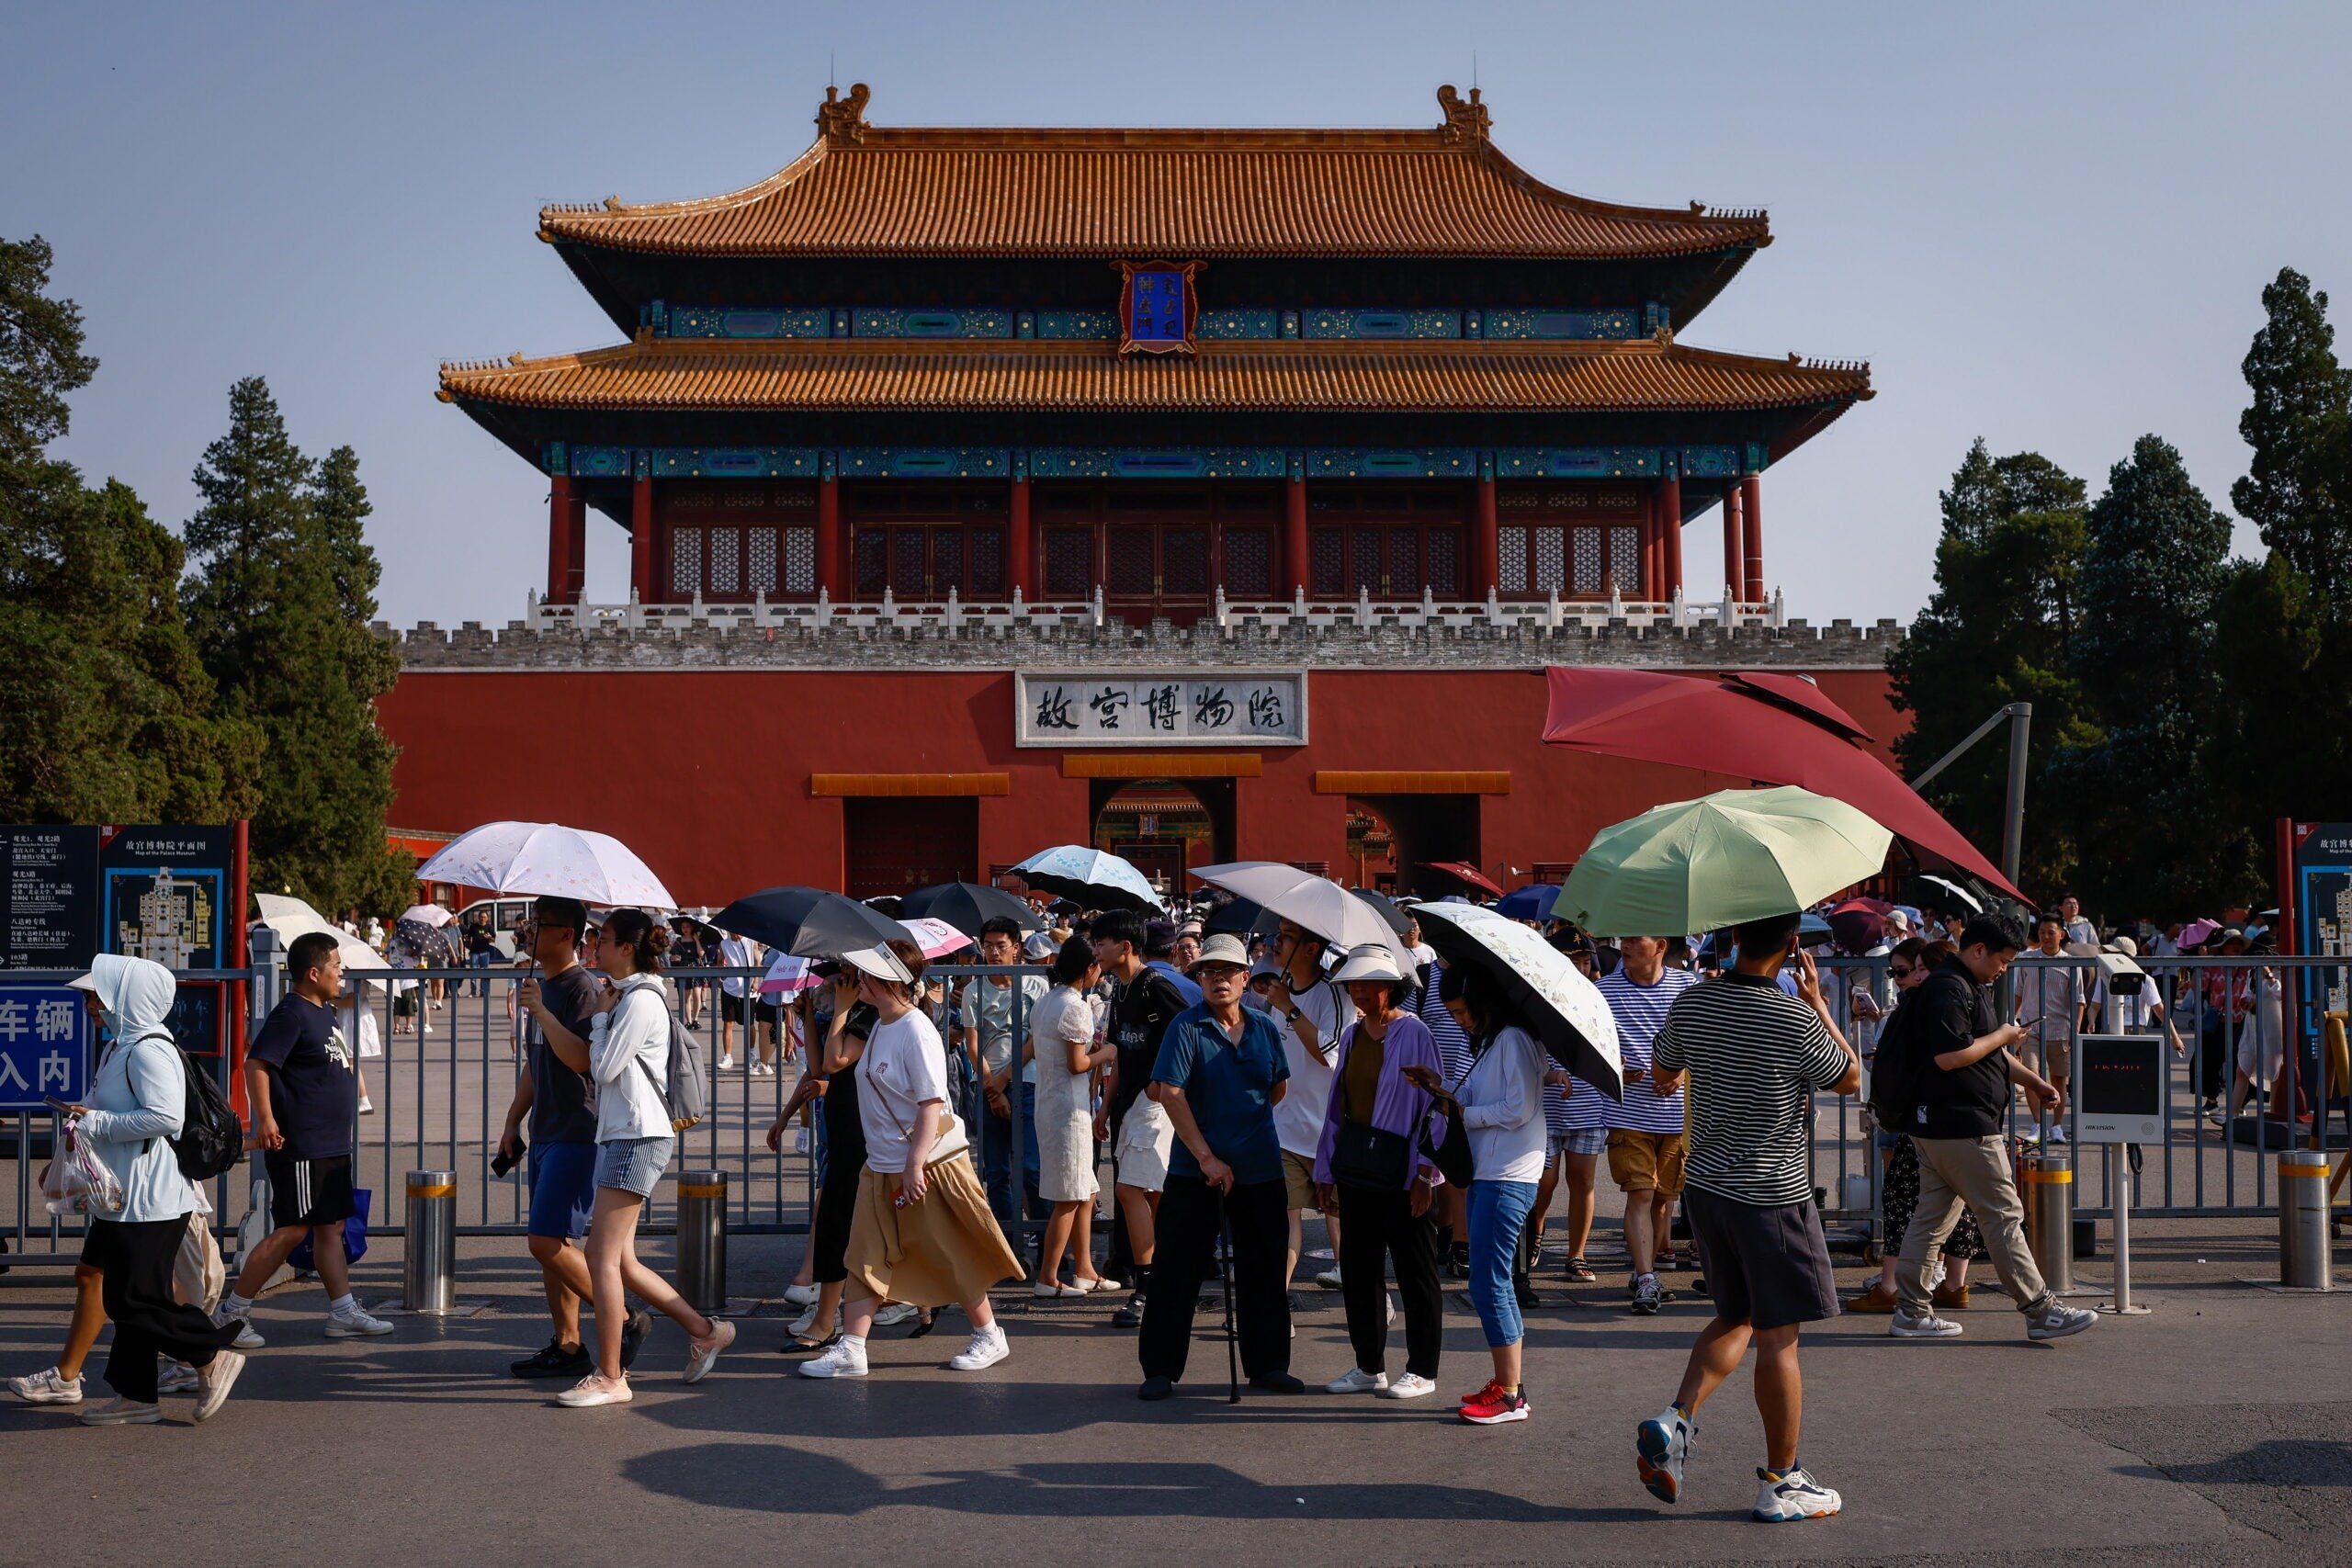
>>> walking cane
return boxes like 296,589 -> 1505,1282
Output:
1216,1186 -> 1240,1404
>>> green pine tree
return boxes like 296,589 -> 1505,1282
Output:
2233,268 -> 2352,602
0,236 -> 260,822
1888,440 -> 2098,897
183,378 -> 408,912
2054,435 -> 2250,915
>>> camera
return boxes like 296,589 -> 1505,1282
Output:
2094,950 -> 2147,997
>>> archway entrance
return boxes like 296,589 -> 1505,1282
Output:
1348,794 -> 1482,898
1090,777 -> 1230,902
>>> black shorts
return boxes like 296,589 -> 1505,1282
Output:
266,1153 -> 358,1230
1684,1186 -> 1840,1330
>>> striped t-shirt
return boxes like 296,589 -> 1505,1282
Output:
1419,965 -> 1477,1085
1651,973 -> 1849,1207
1598,965 -> 1700,1134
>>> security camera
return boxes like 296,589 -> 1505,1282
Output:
2094,950 -> 2146,996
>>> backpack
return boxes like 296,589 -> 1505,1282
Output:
621,986 -> 706,1132
130,1031 -> 244,1182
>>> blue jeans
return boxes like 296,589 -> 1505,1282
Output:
981,1083 -> 1044,1244
1466,1179 -> 1538,1348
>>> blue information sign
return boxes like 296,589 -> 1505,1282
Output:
0,984 -> 91,1110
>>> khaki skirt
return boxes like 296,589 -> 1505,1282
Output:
842,1149 -> 1025,1309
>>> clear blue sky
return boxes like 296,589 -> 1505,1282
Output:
7,1 -> 2346,627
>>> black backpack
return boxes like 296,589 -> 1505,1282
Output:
130,1030 -> 244,1182
1866,989 -> 1922,1128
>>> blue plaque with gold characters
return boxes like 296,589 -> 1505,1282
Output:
1114,261 -> 1204,356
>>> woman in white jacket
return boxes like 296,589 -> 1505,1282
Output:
62,954 -> 248,1425
1408,962 -> 1547,1427
558,910 -> 734,1408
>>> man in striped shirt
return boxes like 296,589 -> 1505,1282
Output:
1634,909 -> 1860,1525
1599,938 -> 1702,1313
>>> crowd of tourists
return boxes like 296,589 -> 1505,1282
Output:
11,864 -> 2158,1528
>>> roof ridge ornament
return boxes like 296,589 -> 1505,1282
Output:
1436,84 -> 1489,144
818,83 -> 872,145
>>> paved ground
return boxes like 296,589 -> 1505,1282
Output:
4,1211 -> 2348,1567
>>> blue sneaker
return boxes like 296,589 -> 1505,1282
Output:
1636,1404 -> 1694,1503
1753,1465 -> 1841,1521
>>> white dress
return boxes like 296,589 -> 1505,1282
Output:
1031,986 -> 1100,1202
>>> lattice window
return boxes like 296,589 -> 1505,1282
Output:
1387,531 -> 1420,595
1350,528 -> 1382,592
1310,529 -> 1345,596
1106,529 -> 1155,597
1610,526 -> 1642,595
1223,528 -> 1272,596
1164,528 -> 1208,595
710,527 -> 741,593
748,528 -> 777,594
932,529 -> 966,597
891,533 -> 927,599
1045,529 -> 1091,597
783,526 -> 816,593
1498,527 -> 1528,592
970,527 -> 1003,596
856,529 -> 888,595
1535,526 -> 1567,592
1427,530 -> 1459,596
672,528 -> 702,596
1571,527 -> 1602,593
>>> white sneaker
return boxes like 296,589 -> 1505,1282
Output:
872,1302 -> 920,1328
7,1366 -> 83,1404
1890,1307 -> 1963,1339
718,1055 -> 737,1072
78,1396 -> 162,1426
798,1338 -> 869,1379
556,1372 -> 633,1407
1326,1366 -> 1387,1394
1637,1404 -> 1696,1504
794,1128 -> 811,1154
683,1318 -> 735,1384
156,1362 -> 200,1395
781,1282 -> 821,1307
1753,1465 -> 1842,1522
1315,1265 -> 1343,1289
194,1348 -> 245,1423
946,1325 -> 1010,1371
2049,1124 -> 2069,1145
1380,1371 -> 1436,1400
358,1096 -> 374,1115
2027,1301 -> 2098,1342
211,1305 -> 265,1350
326,1306 -> 396,1338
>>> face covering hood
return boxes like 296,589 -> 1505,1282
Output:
86,953 -> 179,1042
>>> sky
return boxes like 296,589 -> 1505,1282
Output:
6,1 -> 2347,629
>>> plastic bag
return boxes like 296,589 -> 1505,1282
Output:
288,1188 -> 370,1269
40,1121 -> 123,1217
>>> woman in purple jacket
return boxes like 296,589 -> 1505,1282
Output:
1314,946 -> 1443,1400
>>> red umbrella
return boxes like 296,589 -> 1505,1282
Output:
1541,668 -> 2023,901
1419,861 -> 1505,897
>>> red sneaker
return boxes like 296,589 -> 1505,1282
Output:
1458,1382 -> 1532,1426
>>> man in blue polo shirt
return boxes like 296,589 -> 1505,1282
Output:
1135,933 -> 1298,1400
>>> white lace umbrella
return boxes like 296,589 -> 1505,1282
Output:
416,820 -> 675,908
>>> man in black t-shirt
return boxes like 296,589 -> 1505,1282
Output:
1094,910 -> 1191,1328
214,931 -> 394,1343
499,897 -> 644,1379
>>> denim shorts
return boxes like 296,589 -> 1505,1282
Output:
595,1135 -> 675,1199
528,1142 -> 598,1239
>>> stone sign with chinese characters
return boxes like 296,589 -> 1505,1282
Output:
1015,671 -> 1306,747
0,984 -> 90,1110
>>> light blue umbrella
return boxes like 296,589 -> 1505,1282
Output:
1012,845 -> 1164,912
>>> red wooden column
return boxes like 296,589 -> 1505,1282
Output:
1283,473 -> 1309,597
1641,497 -> 1662,601
566,492 -> 586,603
1721,486 -> 1745,603
547,473 -> 575,604
1008,471 -> 1035,599
816,468 -> 842,599
1660,473 -> 1683,596
1741,473 -> 1765,604
629,472 -> 655,603
1474,476 -> 1499,600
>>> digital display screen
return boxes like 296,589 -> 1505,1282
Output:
2080,1035 -> 2162,1118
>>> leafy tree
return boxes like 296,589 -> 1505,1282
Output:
2233,268 -> 2352,602
0,237 -> 259,822
184,378 -> 408,913
2210,553 -> 2352,866
2054,435 -> 2249,913
1889,440 -> 2098,896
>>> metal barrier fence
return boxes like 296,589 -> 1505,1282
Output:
1,959 -> 1044,1262
6,949 -> 2337,1264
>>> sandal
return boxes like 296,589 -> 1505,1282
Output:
908,1310 -> 936,1339
781,1332 -> 840,1354
1563,1257 -> 1597,1282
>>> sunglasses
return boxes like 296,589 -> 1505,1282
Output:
1889,964 -> 1915,979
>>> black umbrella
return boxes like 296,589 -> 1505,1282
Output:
1414,901 -> 1623,1100
1204,897 -> 1279,939
899,882 -> 1045,942
1347,890 -> 1416,939
711,886 -> 906,959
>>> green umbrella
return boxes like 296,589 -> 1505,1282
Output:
1553,785 -> 1894,938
